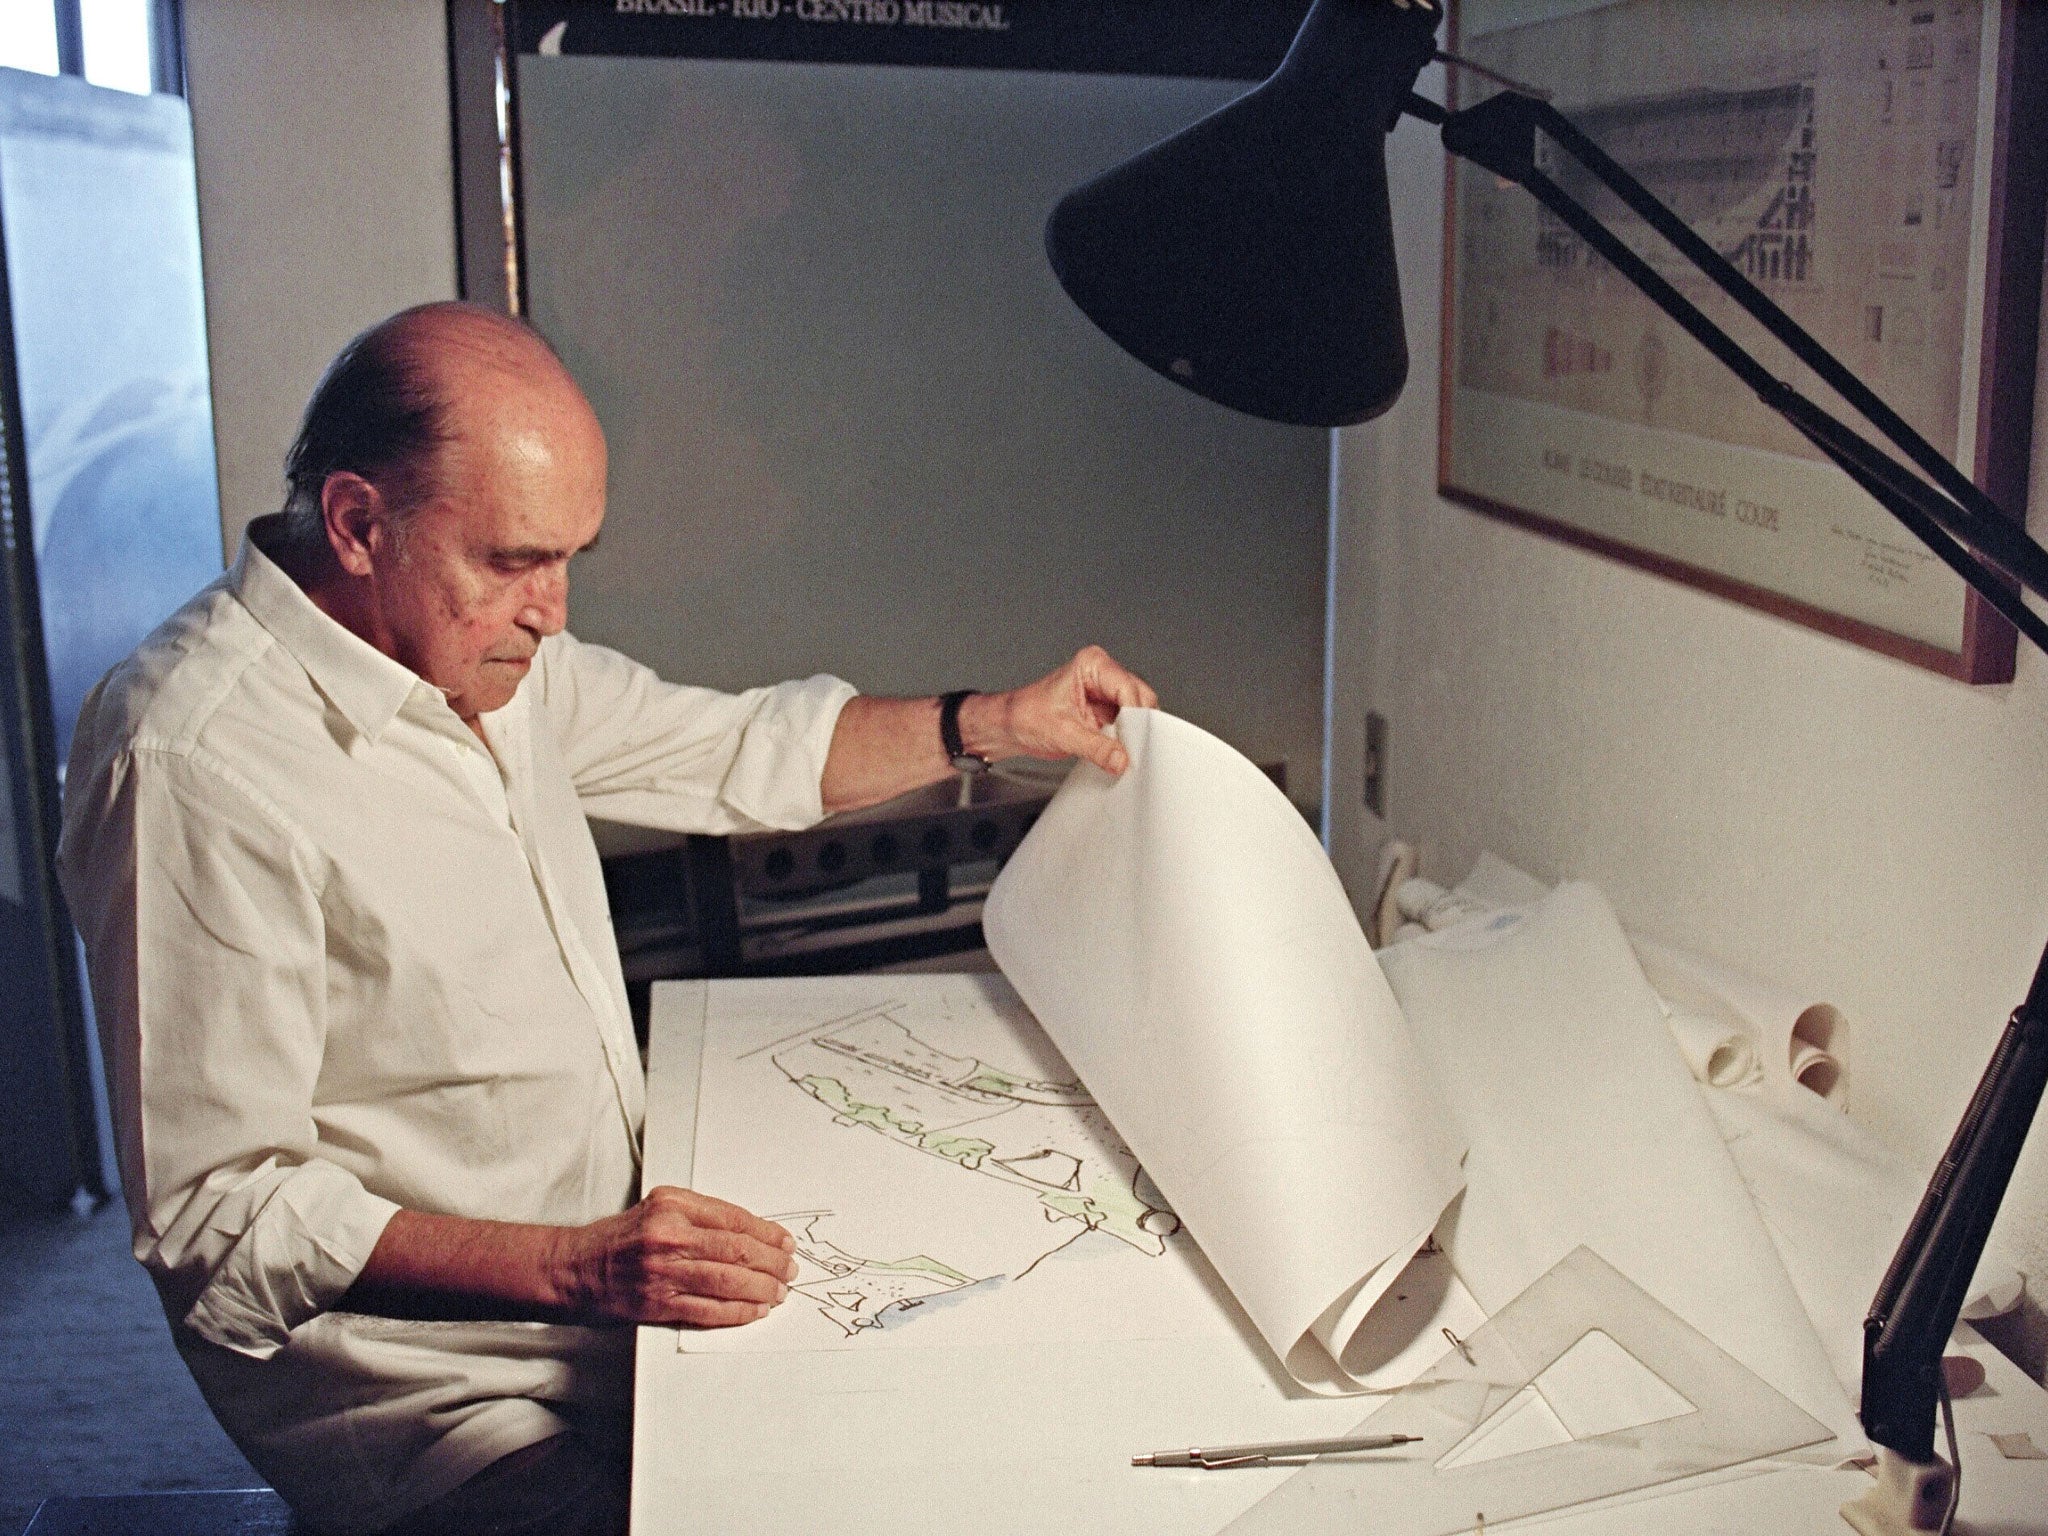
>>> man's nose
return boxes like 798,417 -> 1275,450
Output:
518,566 -> 569,636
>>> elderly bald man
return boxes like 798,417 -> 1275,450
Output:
57,302 -> 1156,1536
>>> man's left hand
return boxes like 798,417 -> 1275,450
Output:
959,645 -> 1158,777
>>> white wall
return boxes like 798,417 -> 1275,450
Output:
183,0 -> 459,550
1329,102 -> 2048,1369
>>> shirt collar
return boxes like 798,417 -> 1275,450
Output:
232,515 -> 434,745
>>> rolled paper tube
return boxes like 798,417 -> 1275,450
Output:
1666,1011 -> 1764,1089
1941,1354 -> 1988,1398
1632,938 -> 1851,1109
1789,1004 -> 1847,1104
1789,1042 -> 1845,1103
1393,876 -> 1448,922
1369,839 -> 1420,948
1962,1274 -> 2024,1322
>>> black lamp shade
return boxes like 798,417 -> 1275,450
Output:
1045,0 -> 1441,428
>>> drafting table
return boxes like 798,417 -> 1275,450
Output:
631,979 -> 2048,1535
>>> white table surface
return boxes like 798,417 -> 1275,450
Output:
632,978 -> 2048,1535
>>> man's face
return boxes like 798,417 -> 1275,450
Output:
363,368 -> 608,724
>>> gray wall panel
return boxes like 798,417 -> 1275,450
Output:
519,57 -> 1329,803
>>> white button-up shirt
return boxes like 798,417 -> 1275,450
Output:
56,520 -> 854,1532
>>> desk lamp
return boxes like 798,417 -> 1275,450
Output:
1044,2 -> 2048,1532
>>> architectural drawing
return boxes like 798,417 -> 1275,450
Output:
686,976 -> 1219,1355
769,1006 -> 1179,1259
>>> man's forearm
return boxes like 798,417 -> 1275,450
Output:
342,1208 -> 582,1322
818,693 -> 1009,815
341,1188 -> 798,1329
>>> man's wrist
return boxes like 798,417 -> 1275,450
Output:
539,1220 -> 590,1320
954,690 -> 1013,764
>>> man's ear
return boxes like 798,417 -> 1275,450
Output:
321,472 -> 387,577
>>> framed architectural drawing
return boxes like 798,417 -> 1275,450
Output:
1439,0 -> 2045,681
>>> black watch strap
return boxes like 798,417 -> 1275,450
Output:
939,689 -> 989,773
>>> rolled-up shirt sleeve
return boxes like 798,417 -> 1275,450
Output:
533,631 -> 856,833
59,744 -> 399,1360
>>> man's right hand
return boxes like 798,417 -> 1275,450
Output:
552,1185 -> 799,1328
345,1189 -> 799,1329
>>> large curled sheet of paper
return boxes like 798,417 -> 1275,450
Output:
982,708 -> 1467,1391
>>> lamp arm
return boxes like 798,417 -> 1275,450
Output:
1768,389 -> 2048,655
1408,84 -> 2048,1469
1863,978 -> 2048,1461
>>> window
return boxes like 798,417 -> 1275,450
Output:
0,0 -> 182,96
81,0 -> 153,94
0,4 -> 60,78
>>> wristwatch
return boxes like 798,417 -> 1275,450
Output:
939,689 -> 991,774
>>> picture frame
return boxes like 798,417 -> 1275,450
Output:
1439,0 -> 2046,682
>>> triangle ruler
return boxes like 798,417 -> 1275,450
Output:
1224,1245 -> 1833,1536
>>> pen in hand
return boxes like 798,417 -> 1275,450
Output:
1133,1433 -> 1422,1469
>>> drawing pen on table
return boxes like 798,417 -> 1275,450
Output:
1132,1434 -> 1423,1469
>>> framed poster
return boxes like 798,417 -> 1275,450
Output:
1439,0 -> 2046,681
